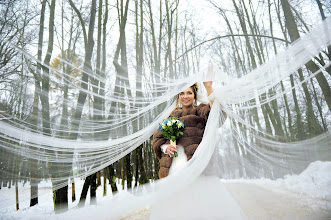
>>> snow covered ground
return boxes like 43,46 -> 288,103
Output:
1,161 -> 331,220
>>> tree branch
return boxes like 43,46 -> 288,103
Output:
67,0 -> 88,49
175,34 -> 290,61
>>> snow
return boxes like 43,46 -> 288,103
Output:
1,161 -> 331,220
226,160 -> 331,201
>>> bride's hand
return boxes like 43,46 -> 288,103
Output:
203,63 -> 214,89
203,81 -> 213,88
166,144 -> 178,157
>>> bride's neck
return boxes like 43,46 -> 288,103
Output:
182,105 -> 193,111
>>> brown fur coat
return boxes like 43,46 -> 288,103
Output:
152,104 -> 211,178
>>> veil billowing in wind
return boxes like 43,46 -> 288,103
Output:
0,0 -> 331,217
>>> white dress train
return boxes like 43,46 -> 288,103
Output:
149,146 -> 246,220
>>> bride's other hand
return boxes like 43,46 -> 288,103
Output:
203,81 -> 213,88
166,144 -> 178,157
203,63 -> 214,89
204,63 -> 215,106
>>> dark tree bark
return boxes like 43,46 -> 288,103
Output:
108,164 -> 117,192
66,0 -> 97,208
37,0 -> 68,213
110,0 -> 133,190
281,0 -> 331,113
164,0 -> 176,78
78,175 -> 91,207
315,0 -> 331,61
101,0 -> 112,195
134,0 -> 148,185
29,0 -> 47,207
40,0 -> 55,137
232,0 -> 262,132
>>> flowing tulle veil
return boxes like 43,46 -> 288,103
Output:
0,2 -> 331,218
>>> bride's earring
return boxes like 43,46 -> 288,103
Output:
176,98 -> 182,108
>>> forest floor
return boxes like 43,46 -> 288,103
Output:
1,161 -> 331,219
1,180 -> 330,220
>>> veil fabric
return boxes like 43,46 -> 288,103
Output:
0,8 -> 331,217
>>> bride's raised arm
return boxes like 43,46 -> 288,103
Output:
203,63 -> 215,106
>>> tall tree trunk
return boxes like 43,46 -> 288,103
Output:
148,0 -> 160,75
135,0 -> 148,185
290,74 -> 305,139
269,0 -> 292,140
110,0 -> 130,130
111,0 -> 133,190
68,0 -> 97,208
281,0 -> 331,113
100,0 -> 108,135
232,0 -> 261,131
101,0 -> 116,194
37,0 -> 68,213
29,0 -> 47,207
108,164 -> 117,192
103,168 -> 107,196
315,0 -> 331,61
15,180 -> 19,210
281,81 -> 293,140
310,78 -> 327,131
78,175 -> 91,207
165,0 -> 174,78
88,0 -> 104,203
40,0 -> 55,137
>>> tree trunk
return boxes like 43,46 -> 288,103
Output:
15,180 -> 19,210
29,0 -> 47,207
72,181 -> 76,202
38,0 -> 68,213
310,78 -> 327,131
78,175 -> 91,207
68,0 -> 97,208
108,164 -> 117,192
281,81 -> 293,140
232,0 -> 262,132
165,0 -> 174,78
315,0 -> 331,61
88,0 -> 104,202
135,0 -> 148,185
40,0 -> 55,137
281,0 -> 331,112
290,74 -> 305,139
103,168 -> 107,196
90,173 -> 97,204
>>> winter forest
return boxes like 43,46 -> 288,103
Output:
0,0 -> 331,219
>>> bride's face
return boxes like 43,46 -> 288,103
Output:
179,87 -> 195,108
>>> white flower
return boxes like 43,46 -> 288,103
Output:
162,124 -> 166,129
172,119 -> 176,124
167,121 -> 172,126
178,123 -> 182,128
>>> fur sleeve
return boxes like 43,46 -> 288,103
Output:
152,129 -> 169,160
197,103 -> 211,120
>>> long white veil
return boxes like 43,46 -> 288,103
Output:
0,0 -> 331,217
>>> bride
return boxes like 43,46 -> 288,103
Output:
150,64 -> 246,219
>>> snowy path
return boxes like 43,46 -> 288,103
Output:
118,182 -> 331,220
225,182 -> 331,220
1,181 -> 330,220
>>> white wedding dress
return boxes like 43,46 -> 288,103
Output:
149,145 -> 247,220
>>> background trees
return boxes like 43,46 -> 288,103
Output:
0,0 -> 330,211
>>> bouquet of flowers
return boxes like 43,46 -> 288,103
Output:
158,117 -> 184,157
